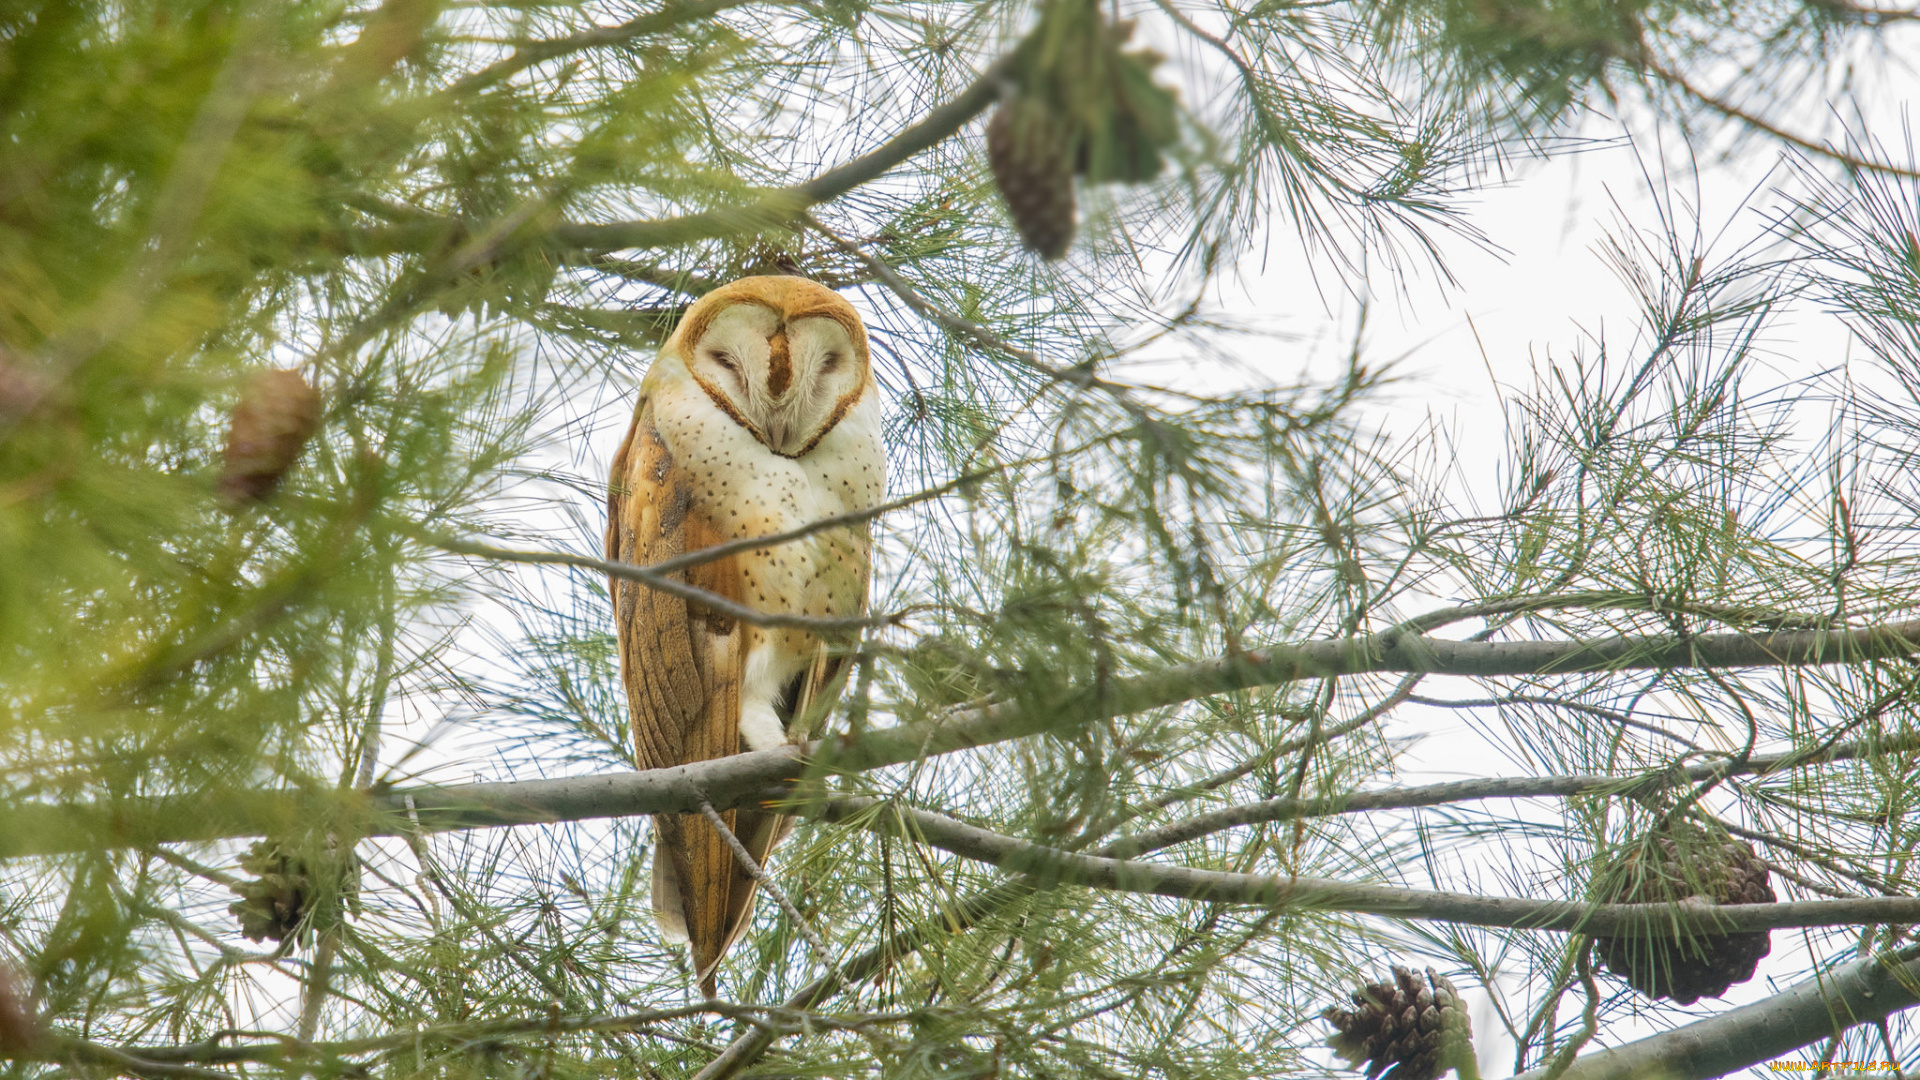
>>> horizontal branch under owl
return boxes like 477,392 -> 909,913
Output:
3,616 -> 1913,860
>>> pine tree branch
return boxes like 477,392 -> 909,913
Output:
1100,731 -> 1920,859
4,619 -> 1917,858
579,709 -> 1899,1080
440,0 -> 772,98
55,1039 -> 237,1080
1507,945 -> 1920,1080
812,795 -> 1920,935
698,752 -> 1920,1080
1643,58 -> 1920,180
357,53 -> 1016,259
75,746 -> 1919,1077
848,615 -> 1920,777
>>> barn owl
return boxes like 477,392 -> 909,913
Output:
606,276 -> 884,998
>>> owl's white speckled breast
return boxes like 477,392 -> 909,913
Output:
649,369 -> 881,596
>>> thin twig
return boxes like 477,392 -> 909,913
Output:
422,530 -> 905,633
618,438 -> 1125,579
1386,591 -> 1859,639
1712,817 -> 1905,897
1538,946 -> 1600,1080
56,1038 -> 238,1080
1645,59 -> 1920,180
1408,692 -> 1706,752
63,1002 -> 816,1067
441,0 -> 773,97
1876,1018 -> 1904,1080
698,800 -> 830,965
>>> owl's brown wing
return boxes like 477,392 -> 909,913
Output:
607,395 -> 766,998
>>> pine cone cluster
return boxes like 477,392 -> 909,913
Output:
984,0 -> 1180,258
1322,966 -> 1473,1080
1591,831 -> 1775,1004
218,368 -> 322,506
228,838 -> 353,944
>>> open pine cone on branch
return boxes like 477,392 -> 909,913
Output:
228,837 -> 357,944
1590,826 -> 1775,1004
1322,966 -> 1475,1080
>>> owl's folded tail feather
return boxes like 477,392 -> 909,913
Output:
653,808 -> 785,999
651,850 -> 689,943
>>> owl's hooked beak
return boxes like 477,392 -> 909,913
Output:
762,414 -> 793,454
760,399 -> 816,456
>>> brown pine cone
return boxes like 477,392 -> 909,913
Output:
218,368 -> 322,505
1323,966 -> 1473,1080
1591,830 -> 1775,1004
986,97 -> 1077,260
0,965 -> 38,1054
